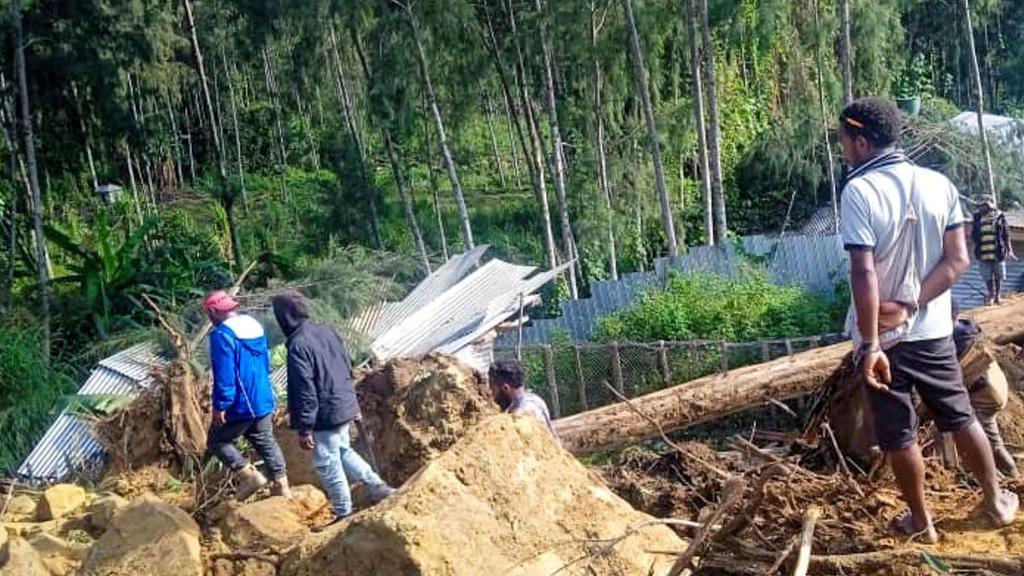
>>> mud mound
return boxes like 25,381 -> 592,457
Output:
282,415 -> 684,576
94,359 -> 211,477
1000,391 -> 1024,448
356,355 -> 498,485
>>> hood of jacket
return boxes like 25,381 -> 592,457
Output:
272,290 -> 310,337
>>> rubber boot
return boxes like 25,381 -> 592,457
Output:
234,464 -> 268,501
994,446 -> 1020,478
270,476 -> 293,499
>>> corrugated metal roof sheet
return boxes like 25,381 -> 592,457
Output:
357,246 -> 488,340
371,257 -> 567,360
17,342 -> 169,482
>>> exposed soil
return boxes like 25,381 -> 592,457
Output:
283,415 -> 684,576
356,354 -> 498,486
94,359 -> 211,477
999,391 -> 1024,448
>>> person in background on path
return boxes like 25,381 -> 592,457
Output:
488,359 -> 559,441
951,302 -> 1019,477
839,97 -> 1017,544
972,198 -> 1015,306
271,290 -> 395,529
202,290 -> 291,501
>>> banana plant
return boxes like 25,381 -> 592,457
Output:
45,212 -> 158,338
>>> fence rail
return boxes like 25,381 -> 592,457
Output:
494,334 -> 846,419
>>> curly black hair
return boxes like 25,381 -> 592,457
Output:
488,359 -> 525,388
839,97 -> 902,148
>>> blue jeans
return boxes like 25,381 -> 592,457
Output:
313,422 -> 388,517
206,413 -> 287,480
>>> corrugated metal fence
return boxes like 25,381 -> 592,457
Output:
498,234 -> 1024,346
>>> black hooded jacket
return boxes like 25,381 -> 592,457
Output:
272,291 -> 360,433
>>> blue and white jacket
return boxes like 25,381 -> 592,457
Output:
209,314 -> 276,422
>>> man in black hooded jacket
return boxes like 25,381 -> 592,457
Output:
271,290 -> 394,527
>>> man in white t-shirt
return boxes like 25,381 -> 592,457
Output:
839,97 -> 1017,543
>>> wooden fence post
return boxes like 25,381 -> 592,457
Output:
785,338 -> 794,356
610,341 -> 625,396
760,340 -> 770,363
543,344 -> 561,418
658,340 -> 671,387
573,345 -> 588,411
719,341 -> 729,374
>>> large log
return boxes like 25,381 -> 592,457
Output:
555,296 -> 1024,455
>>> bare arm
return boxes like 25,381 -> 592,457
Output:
850,249 -> 891,390
918,226 -> 970,308
849,249 -> 880,346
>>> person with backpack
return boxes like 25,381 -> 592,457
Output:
202,290 -> 290,500
951,302 -> 1019,478
840,97 -> 1016,543
972,198 -> 1015,305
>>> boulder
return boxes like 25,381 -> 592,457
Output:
81,495 -> 202,576
220,488 -> 325,549
290,485 -> 328,515
0,536 -> 51,576
37,485 -> 87,521
283,415 -> 685,576
4,494 -> 37,522
85,494 -> 129,532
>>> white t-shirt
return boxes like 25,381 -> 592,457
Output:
840,161 -> 966,342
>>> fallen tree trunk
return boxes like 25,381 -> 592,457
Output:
556,297 -> 1024,455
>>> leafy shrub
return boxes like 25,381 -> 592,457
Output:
594,269 -> 843,343
0,316 -> 77,472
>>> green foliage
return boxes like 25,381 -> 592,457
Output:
594,269 -> 842,343
0,317 -> 77,472
46,210 -> 160,338
894,53 -> 932,99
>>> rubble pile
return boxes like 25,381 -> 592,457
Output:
4,323 -> 1024,576
282,415 -> 685,576
94,359 -> 211,476
356,354 -> 498,485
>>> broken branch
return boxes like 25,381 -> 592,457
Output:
791,506 -> 821,576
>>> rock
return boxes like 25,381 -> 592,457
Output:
85,494 -> 128,531
37,485 -> 87,521
28,533 -> 84,576
0,536 -> 51,576
290,485 -> 328,517
4,495 -> 37,522
283,415 -> 685,576
221,495 -> 310,549
81,495 -> 202,576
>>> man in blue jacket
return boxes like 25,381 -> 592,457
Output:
272,290 -> 394,528
203,290 -> 290,500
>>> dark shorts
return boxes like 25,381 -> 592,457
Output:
867,336 -> 976,452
